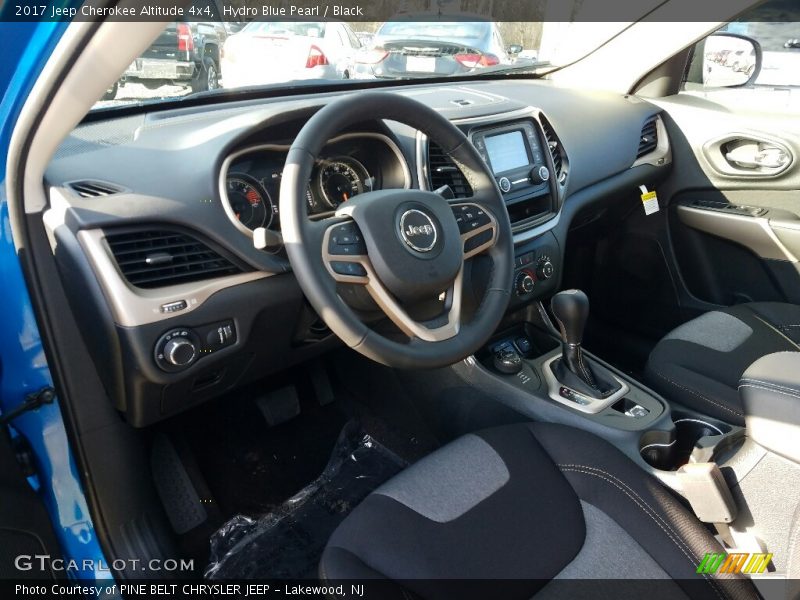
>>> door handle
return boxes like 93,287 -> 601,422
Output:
725,142 -> 791,170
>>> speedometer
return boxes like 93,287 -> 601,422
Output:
318,158 -> 370,209
226,174 -> 275,230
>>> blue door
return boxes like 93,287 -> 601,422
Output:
0,20 -> 110,581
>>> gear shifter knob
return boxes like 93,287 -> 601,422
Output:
551,289 -> 589,346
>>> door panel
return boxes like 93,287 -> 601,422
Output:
652,94 -> 800,312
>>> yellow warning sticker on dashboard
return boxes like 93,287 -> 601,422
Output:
640,190 -> 659,215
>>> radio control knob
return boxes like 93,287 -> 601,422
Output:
536,260 -> 555,280
530,165 -> 550,184
515,271 -> 535,295
163,337 -> 196,367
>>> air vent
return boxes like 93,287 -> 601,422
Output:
637,116 -> 659,158
68,180 -> 123,198
105,229 -> 242,289
540,115 -> 566,184
427,141 -> 472,198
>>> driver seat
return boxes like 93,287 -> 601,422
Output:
319,423 -> 756,600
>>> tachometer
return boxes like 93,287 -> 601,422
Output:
226,174 -> 275,230
318,158 -> 370,209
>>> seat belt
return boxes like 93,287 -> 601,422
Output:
677,462 -> 737,547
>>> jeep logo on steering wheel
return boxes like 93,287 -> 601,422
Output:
399,209 -> 438,253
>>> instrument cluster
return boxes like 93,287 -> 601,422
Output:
222,134 -> 409,233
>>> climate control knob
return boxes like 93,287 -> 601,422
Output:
163,337 -> 197,367
530,165 -> 550,185
536,259 -> 555,280
515,270 -> 535,295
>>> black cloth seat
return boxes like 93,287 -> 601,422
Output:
319,423 -> 756,600
645,302 -> 800,425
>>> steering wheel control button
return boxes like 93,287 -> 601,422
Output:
498,177 -> 511,193
464,230 -> 493,254
328,222 -> 366,256
160,300 -> 187,314
399,209 -> 438,253
331,261 -> 367,277
452,204 -> 491,234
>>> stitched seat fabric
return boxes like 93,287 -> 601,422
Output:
319,423 -> 757,600
645,302 -> 800,425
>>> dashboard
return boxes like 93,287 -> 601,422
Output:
42,81 -> 672,427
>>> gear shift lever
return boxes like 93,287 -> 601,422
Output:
551,290 -> 596,388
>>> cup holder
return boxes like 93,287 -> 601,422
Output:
640,416 -> 732,471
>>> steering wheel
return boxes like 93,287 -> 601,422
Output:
280,92 -> 514,369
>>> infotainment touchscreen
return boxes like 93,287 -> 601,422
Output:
484,130 -> 529,174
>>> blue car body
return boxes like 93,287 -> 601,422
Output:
0,19 -> 110,581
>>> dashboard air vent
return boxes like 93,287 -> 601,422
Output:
540,115 -> 566,184
637,117 -> 659,158
427,141 -> 472,198
105,229 -> 242,289
68,180 -> 123,198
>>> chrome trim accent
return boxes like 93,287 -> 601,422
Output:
399,209 -> 438,252
512,212 -> 561,244
632,115 -> 672,168
640,440 -> 677,452
219,132 -> 412,238
673,418 -> 724,436
77,229 -> 269,327
677,204 -> 797,262
541,354 -> 630,414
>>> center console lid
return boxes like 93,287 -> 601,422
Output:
740,351 -> 800,463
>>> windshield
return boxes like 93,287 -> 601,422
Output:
241,21 -> 327,36
376,21 -> 490,38
93,20 -> 633,110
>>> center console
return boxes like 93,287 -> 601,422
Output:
457,290 -> 745,481
470,117 -> 566,306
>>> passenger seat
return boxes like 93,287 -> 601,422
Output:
644,302 -> 800,425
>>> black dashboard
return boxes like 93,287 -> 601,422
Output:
43,80 -> 671,426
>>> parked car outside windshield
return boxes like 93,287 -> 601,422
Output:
221,21 -> 361,88
352,19 -> 522,79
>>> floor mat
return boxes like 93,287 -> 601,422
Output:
176,386 -> 347,519
205,422 -> 406,580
